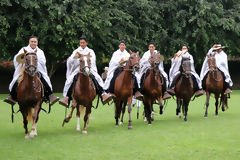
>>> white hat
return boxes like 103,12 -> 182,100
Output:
213,44 -> 225,50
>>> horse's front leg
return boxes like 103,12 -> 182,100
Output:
62,98 -> 76,127
143,97 -> 152,124
76,104 -> 81,131
176,98 -> 181,118
21,109 -> 29,139
30,102 -> 42,138
215,94 -> 219,116
183,100 -> 189,122
82,105 -> 91,134
127,96 -> 133,129
158,97 -> 163,115
114,100 -> 121,126
204,92 -> 210,118
120,104 -> 126,125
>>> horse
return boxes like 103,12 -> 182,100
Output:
142,52 -> 164,124
62,52 -> 96,134
175,56 -> 194,122
204,53 -> 228,117
16,49 -> 44,138
113,51 -> 140,129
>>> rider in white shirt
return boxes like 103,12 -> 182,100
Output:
59,36 -> 113,107
167,45 -> 205,97
4,36 -> 59,105
137,42 -> 171,100
200,44 -> 233,94
103,40 -> 143,103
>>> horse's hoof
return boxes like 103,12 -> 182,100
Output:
115,125 -> 119,127
204,115 -> 208,118
144,117 -> 147,122
215,115 -> 218,117
159,110 -> 163,115
148,123 -> 152,125
128,126 -> 132,129
82,130 -> 87,134
178,114 -> 181,118
184,119 -> 187,122
120,121 -> 123,125
25,134 -> 31,139
76,127 -> 80,131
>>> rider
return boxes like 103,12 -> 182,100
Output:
137,42 -> 171,100
59,35 -> 113,107
4,36 -> 59,105
167,45 -> 205,97
103,40 -> 143,104
200,44 -> 233,94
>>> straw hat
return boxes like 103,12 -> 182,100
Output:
104,67 -> 109,71
213,44 -> 225,50
16,53 -> 26,64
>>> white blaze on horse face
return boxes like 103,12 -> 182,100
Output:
83,56 -> 90,76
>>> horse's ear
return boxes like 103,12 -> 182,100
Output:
73,52 -> 80,59
129,50 -> 133,54
136,51 -> 139,55
23,48 -> 27,54
88,52 -> 92,57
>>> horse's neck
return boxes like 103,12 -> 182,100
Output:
23,72 -> 34,86
78,73 -> 91,88
180,73 -> 192,85
122,63 -> 132,79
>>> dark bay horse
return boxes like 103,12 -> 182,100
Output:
142,52 -> 164,124
113,51 -> 140,129
16,49 -> 43,138
175,56 -> 194,122
62,52 -> 96,134
204,53 -> 227,117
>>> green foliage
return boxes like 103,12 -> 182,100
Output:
0,0 -> 239,75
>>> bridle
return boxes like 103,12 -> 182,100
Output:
25,52 -> 38,77
79,55 -> 91,76
123,52 -> 140,74
207,53 -> 222,82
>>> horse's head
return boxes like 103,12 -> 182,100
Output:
24,49 -> 38,77
129,50 -> 140,72
148,52 -> 164,70
181,55 -> 191,78
75,52 -> 91,76
207,52 -> 217,72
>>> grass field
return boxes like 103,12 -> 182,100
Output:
0,91 -> 239,160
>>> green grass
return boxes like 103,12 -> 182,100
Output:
0,91 -> 239,160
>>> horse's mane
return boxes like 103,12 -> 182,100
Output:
18,66 -> 26,85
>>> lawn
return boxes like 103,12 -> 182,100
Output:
0,91 -> 239,160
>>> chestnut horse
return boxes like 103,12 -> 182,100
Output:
175,56 -> 194,122
204,53 -> 227,117
114,51 -> 140,129
142,52 -> 164,124
16,50 -> 43,138
62,52 -> 96,134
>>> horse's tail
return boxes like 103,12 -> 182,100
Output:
27,108 -> 33,122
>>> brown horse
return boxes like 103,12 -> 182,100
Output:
204,53 -> 227,117
16,50 -> 43,138
142,52 -> 164,124
62,52 -> 96,134
113,51 -> 140,129
175,56 -> 194,122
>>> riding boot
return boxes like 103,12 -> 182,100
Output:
49,94 -> 59,105
195,89 -> 205,97
134,91 -> 143,101
224,88 -> 232,95
4,96 -> 16,105
163,91 -> 171,100
102,92 -> 114,105
59,97 -> 69,107
4,82 -> 18,105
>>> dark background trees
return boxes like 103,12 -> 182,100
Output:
0,0 -> 240,76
